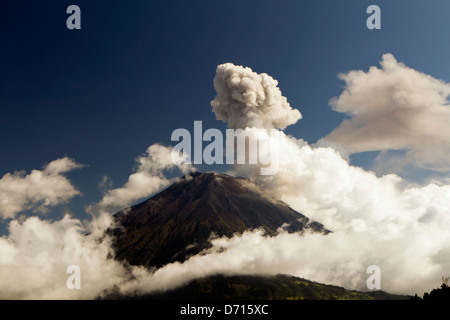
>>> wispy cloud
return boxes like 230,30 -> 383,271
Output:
86,144 -> 194,215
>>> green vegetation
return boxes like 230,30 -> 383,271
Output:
121,274 -> 410,300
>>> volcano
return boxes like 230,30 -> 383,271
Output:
111,171 -> 329,268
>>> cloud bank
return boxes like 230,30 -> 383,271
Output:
325,53 -> 450,172
0,213 -> 131,299
123,129 -> 450,296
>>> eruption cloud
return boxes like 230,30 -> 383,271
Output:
211,63 -> 302,130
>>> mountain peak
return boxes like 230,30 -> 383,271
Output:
112,172 -> 329,268
178,171 -> 227,184
179,171 -> 237,184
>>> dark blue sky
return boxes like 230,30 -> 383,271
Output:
1,1 -> 450,224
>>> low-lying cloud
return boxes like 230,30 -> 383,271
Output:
154,121 -> 446,297
0,213 -> 130,299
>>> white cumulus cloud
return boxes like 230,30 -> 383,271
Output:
0,213 -> 133,299
325,53 -> 450,172
0,157 -> 83,219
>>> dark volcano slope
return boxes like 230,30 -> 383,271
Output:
111,172 -> 329,268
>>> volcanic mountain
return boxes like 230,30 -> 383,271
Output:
111,171 -> 329,268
